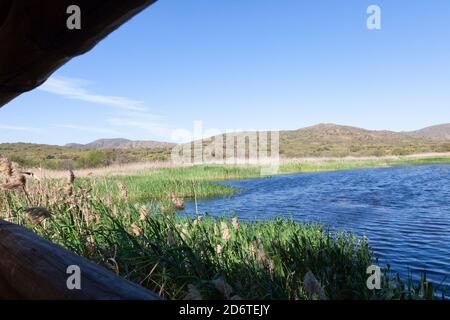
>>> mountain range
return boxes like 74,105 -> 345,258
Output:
65,138 -> 174,150
405,123 -> 450,140
63,123 -> 450,157
2,123 -> 449,170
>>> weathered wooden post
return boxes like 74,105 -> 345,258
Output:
0,220 -> 162,300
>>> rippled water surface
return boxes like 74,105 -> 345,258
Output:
183,164 -> 450,288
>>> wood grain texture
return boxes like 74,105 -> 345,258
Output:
0,220 -> 162,300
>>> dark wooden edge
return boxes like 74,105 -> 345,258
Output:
0,0 -> 158,108
0,220 -> 162,300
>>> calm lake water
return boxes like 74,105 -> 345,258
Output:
183,164 -> 450,290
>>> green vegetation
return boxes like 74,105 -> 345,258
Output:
278,157 -> 450,175
0,143 -> 171,170
94,165 -> 263,201
198,123 -> 450,158
2,122 -> 450,170
1,173 -> 438,300
91,157 -> 450,203
2,153 -> 449,299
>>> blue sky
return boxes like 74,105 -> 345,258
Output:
1,0 -> 450,145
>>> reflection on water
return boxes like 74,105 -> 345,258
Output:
183,164 -> 450,289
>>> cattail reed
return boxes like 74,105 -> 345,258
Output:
256,241 -> 267,265
24,206 -> 51,224
220,221 -> 231,242
86,235 -> 95,254
66,170 -> 75,196
139,205 -> 149,221
116,180 -> 128,199
68,170 -> 75,184
131,223 -> 142,236
0,157 -> 13,180
1,174 -> 30,203
170,193 -> 184,210
231,216 -> 239,231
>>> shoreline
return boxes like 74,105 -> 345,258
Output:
27,152 -> 450,180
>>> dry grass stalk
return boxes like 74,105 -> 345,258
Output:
267,259 -> 275,276
65,184 -> 74,197
68,170 -> 75,184
24,206 -> 51,224
86,235 -> 95,254
248,242 -> 256,256
131,224 -> 142,237
20,171 -> 36,179
139,205 -> 149,221
256,241 -> 267,265
65,170 -> 75,196
231,217 -> 239,231
170,193 -> 184,210
78,186 -> 91,198
1,181 -> 23,190
0,157 -> 13,179
1,174 -> 30,204
303,271 -> 327,300
220,221 -> 231,242
82,206 -> 95,224
116,180 -> 128,199
1,174 -> 26,190
11,162 -> 20,176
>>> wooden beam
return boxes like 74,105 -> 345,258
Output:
0,220 -> 162,300
0,0 -> 157,108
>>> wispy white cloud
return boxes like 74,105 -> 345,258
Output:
37,76 -> 175,141
39,76 -> 147,111
50,124 -> 119,134
0,124 -> 42,133
106,112 -> 173,139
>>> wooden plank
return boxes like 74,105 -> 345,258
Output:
0,220 -> 162,300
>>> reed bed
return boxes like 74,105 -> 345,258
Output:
0,158 -> 442,299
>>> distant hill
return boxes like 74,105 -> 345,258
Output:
278,123 -> 428,157
2,123 -> 449,170
284,123 -> 418,144
194,123 -> 450,158
65,138 -> 175,150
406,124 -> 450,140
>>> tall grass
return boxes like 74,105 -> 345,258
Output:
87,158 -> 450,203
279,157 -> 450,175
1,162 -> 444,300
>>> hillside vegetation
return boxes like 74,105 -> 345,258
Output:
1,123 -> 449,170
406,123 -> 450,140
0,143 -> 171,169
66,138 -> 174,149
